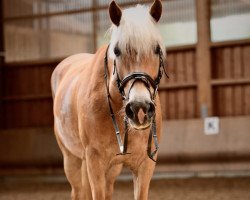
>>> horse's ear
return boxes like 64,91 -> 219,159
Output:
150,0 -> 162,22
109,1 -> 122,26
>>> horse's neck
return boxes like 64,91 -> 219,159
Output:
107,60 -> 123,111
85,45 -> 123,113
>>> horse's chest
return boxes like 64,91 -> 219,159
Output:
109,132 -> 150,169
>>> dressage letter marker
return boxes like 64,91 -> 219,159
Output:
204,117 -> 220,135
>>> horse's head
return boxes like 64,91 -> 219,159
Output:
108,0 -> 165,130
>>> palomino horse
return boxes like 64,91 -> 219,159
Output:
51,0 -> 166,199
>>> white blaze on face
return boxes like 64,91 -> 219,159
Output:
128,82 -> 151,105
126,82 -> 153,129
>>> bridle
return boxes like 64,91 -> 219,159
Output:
104,45 -> 168,162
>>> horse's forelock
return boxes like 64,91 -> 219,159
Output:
108,4 -> 165,61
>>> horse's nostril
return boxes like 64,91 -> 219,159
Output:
126,101 -> 155,123
125,103 -> 134,119
148,102 -> 155,118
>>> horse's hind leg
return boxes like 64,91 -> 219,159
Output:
62,148 -> 83,200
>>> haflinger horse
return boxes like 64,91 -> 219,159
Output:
51,0 -> 167,199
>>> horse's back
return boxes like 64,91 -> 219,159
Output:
51,53 -> 93,98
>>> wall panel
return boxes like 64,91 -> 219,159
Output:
2,99 -> 53,128
2,61 -> 57,129
211,43 -> 250,117
160,48 -> 197,120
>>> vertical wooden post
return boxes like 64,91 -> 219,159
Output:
195,0 -> 212,118
0,0 -> 4,129
38,1 -> 50,59
92,0 -> 98,52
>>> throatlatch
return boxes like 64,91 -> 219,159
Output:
104,45 -> 168,162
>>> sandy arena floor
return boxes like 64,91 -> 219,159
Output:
0,176 -> 250,200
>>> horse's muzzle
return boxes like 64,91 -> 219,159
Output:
125,101 -> 155,129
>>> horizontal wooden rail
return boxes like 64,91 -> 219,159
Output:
4,45 -> 196,68
210,39 -> 250,48
166,44 -> 196,52
3,0 -> 168,22
2,82 -> 199,102
2,94 -> 52,102
211,78 -> 250,86
4,39 -> 250,68
4,58 -> 62,68
159,78 -> 250,90
159,82 -> 197,90
3,78 -> 249,102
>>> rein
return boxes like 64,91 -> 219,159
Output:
104,45 -> 167,162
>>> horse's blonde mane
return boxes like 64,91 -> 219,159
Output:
108,4 -> 165,60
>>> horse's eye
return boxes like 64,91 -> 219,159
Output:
114,47 -> 121,57
155,45 -> 161,55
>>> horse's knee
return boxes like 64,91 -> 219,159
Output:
85,148 -> 107,200
82,161 -> 92,199
105,164 -> 123,200
61,150 -> 83,196
71,187 -> 83,200
71,187 -> 91,200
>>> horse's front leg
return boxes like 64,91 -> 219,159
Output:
105,164 -> 123,200
86,147 -> 107,200
133,159 -> 156,200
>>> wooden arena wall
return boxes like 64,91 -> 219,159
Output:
159,41 -> 250,120
2,60 -> 56,129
